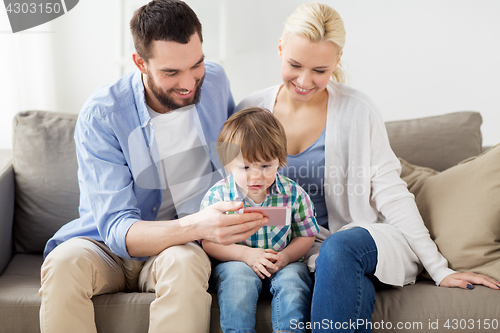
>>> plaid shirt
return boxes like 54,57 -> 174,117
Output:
200,173 -> 319,251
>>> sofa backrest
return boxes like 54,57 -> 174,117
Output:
10,110 -> 483,254
385,111 -> 482,172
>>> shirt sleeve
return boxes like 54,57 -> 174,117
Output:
368,107 -> 455,285
290,186 -> 320,238
75,111 -> 144,260
205,61 -> 235,119
200,185 -> 225,211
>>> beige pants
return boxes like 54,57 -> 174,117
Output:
39,237 -> 211,333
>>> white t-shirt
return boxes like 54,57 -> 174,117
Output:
148,105 -> 212,220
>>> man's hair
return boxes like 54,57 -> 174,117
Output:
130,0 -> 203,62
217,107 -> 288,168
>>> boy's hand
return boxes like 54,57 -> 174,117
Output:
267,251 -> 291,275
243,248 -> 279,279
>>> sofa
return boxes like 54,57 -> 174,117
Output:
1,110 -> 499,333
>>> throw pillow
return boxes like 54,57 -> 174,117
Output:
399,144 -> 500,280
13,111 -> 80,253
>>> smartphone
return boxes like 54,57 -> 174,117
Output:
243,206 -> 291,226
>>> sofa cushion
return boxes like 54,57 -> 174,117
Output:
0,254 -> 154,333
13,111 -> 80,253
374,280 -> 500,332
0,254 -> 274,333
3,255 -> 500,333
400,144 -> 500,280
0,254 -> 42,332
386,112 -> 482,171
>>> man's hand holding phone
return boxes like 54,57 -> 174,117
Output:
242,206 -> 291,226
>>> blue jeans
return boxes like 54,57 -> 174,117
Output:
311,227 -> 383,333
212,260 -> 312,333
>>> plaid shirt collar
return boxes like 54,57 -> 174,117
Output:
224,172 -> 291,202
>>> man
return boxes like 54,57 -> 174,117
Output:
39,1 -> 267,332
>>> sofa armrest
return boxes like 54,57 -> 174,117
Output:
0,149 -> 14,274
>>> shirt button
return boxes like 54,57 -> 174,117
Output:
153,207 -> 157,212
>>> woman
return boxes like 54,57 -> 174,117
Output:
236,2 -> 500,332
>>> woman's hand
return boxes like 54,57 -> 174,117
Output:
439,272 -> 500,290
243,248 -> 279,279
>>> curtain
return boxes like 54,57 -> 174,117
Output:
0,16 -> 58,150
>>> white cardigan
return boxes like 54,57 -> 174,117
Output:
237,81 -> 455,286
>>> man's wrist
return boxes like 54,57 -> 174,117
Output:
180,211 -> 214,243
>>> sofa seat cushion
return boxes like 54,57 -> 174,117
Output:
0,254 -> 274,333
2,256 -> 500,333
0,254 -> 42,333
374,280 -> 500,332
0,254 -> 153,333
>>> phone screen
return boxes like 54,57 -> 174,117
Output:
242,206 -> 291,226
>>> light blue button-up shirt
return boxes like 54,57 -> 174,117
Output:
43,62 -> 235,260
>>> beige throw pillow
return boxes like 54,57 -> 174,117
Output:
400,144 -> 500,280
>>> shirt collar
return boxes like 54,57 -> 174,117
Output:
225,172 -> 286,202
273,173 -> 289,195
131,69 -> 152,129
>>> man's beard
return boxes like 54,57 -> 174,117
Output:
147,71 -> 204,112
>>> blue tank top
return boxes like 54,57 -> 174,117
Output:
279,127 -> 328,228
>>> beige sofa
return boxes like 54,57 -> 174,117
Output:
0,110 -> 499,333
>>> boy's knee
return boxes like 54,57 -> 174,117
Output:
215,261 -> 254,278
213,262 -> 262,299
274,263 -> 311,289
214,262 -> 261,287
278,262 -> 309,280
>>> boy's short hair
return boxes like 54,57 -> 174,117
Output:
130,0 -> 203,62
217,107 -> 287,168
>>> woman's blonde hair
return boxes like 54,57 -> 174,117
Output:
281,2 -> 346,83
217,107 -> 287,169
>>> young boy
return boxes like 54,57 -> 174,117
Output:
201,107 -> 319,333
